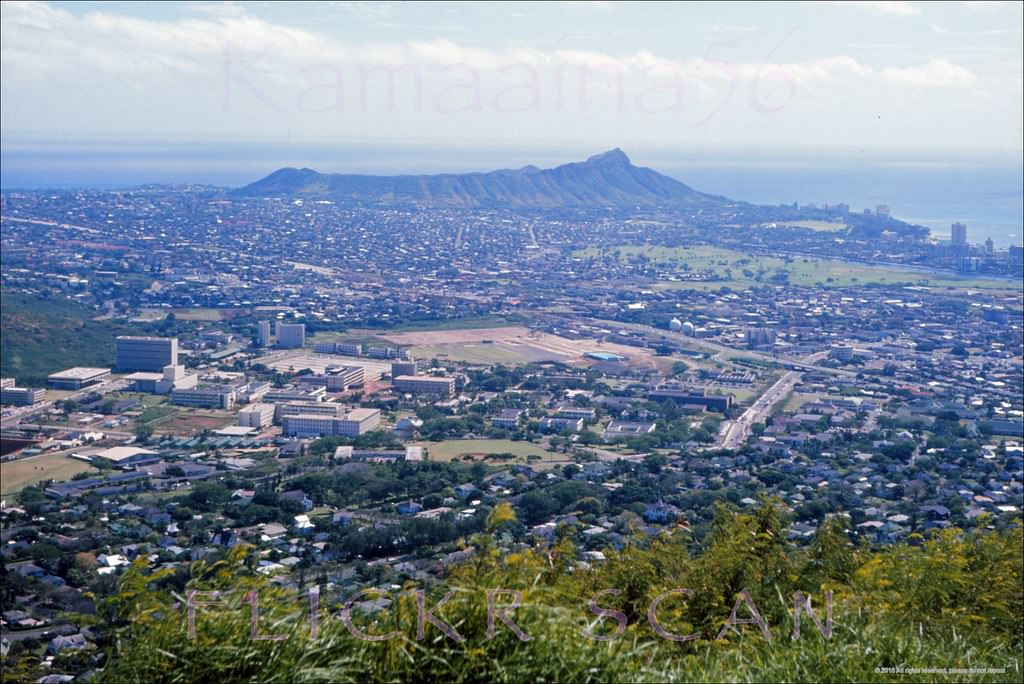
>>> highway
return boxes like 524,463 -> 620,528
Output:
592,319 -> 857,377
716,351 -> 830,449
585,320 -> 849,451
719,370 -> 802,449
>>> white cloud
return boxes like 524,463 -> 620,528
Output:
882,59 -> 980,88
830,1 -> 920,16
564,1 -> 613,10
1,1 -> 1015,152
694,23 -> 762,33
2,1 -> 988,100
1,2 -> 988,98
184,2 -> 250,18
961,1 -> 1015,10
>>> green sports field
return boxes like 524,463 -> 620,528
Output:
575,245 -> 1020,291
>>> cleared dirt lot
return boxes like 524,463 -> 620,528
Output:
157,412 -> 235,435
383,326 -> 664,369
254,351 -> 391,380
379,326 -> 534,345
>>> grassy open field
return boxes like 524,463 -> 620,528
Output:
1,451 -> 97,496
121,392 -> 172,407
136,404 -> 179,424
574,245 -> 1021,291
725,388 -> 759,403
414,439 -> 566,468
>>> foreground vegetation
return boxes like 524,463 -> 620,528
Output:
35,504 -> 1020,683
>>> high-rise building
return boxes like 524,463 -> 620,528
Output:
830,345 -> 856,361
276,322 -> 305,349
116,336 -> 178,372
985,237 -> 994,254
257,320 -> 272,347
744,328 -> 776,348
956,256 -> 981,273
951,222 -> 968,247
875,204 -> 890,218
391,360 -> 418,377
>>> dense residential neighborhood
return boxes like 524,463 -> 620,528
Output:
2,169 -> 1021,678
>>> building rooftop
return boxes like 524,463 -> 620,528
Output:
345,408 -> 380,420
394,375 -> 453,381
48,367 -> 111,380
116,335 -> 177,342
214,425 -> 258,436
94,446 -> 158,463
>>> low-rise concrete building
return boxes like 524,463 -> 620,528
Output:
47,367 -> 111,390
491,409 -> 524,430
539,416 -> 584,433
238,403 -> 275,428
1,386 -> 46,406
282,408 -> 381,437
171,385 -> 235,409
393,375 -> 455,397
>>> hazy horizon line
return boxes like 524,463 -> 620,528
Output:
3,134 -> 1023,159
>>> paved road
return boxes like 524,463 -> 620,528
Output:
593,319 -> 856,378
720,370 -> 802,449
716,352 -> 827,450
1,378 -> 130,431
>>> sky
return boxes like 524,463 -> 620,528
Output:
1,1 -> 1022,155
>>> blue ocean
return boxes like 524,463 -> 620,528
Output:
2,140 -> 1021,248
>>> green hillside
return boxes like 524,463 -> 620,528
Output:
0,292 -> 129,385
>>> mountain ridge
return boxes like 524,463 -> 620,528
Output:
234,149 -> 740,209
